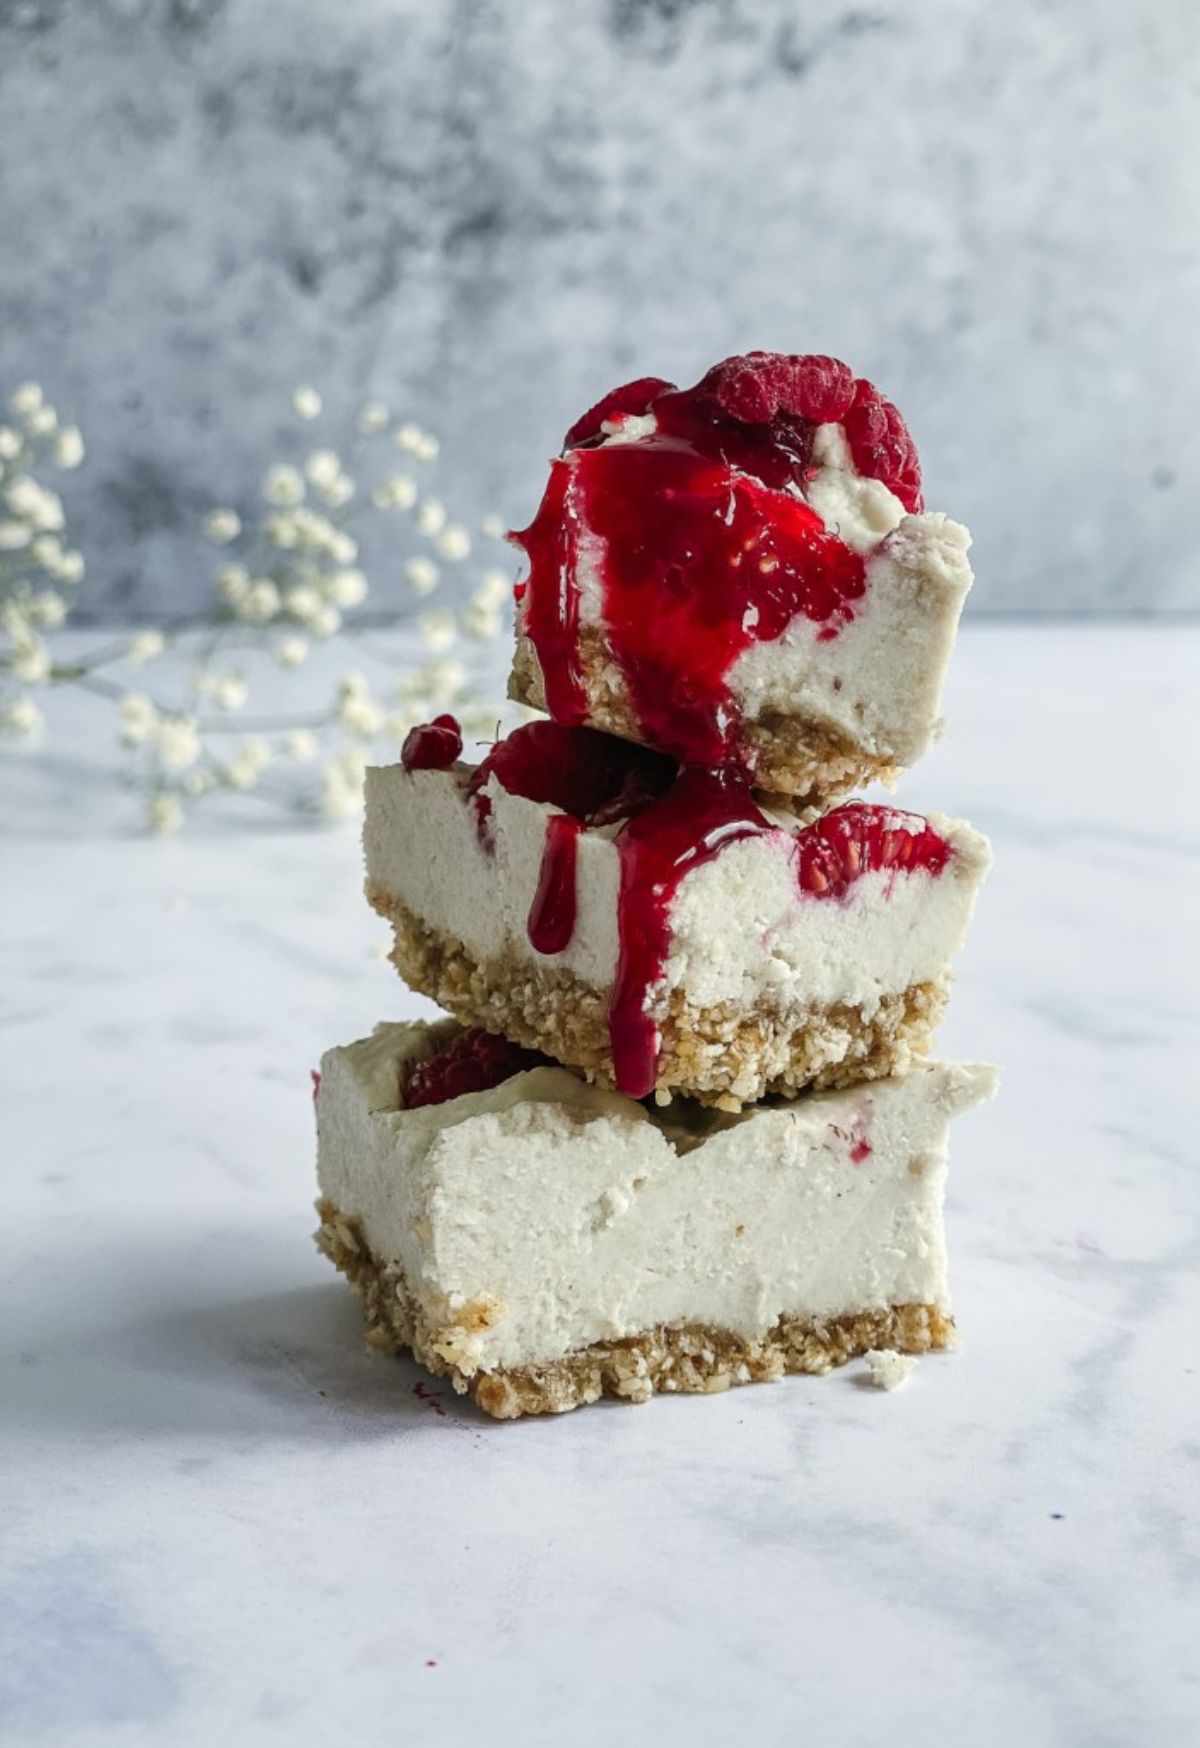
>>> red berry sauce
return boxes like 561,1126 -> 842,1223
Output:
401,713 -> 462,772
512,353 -> 922,771
609,767 -> 777,1097
404,1027 -> 550,1111
461,725 -> 954,1100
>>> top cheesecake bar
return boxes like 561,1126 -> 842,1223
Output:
509,352 -> 973,807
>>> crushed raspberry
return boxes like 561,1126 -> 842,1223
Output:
401,713 -> 462,772
797,804 -> 952,900
310,1069 -> 321,1103
403,1027 -> 551,1110
467,721 -> 675,825
563,377 -> 674,450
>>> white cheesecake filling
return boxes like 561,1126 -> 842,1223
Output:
316,1020 -> 998,1374
364,765 -> 991,1015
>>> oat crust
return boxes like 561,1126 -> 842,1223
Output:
368,888 -> 949,1106
509,627 -> 902,810
316,1201 -> 955,1421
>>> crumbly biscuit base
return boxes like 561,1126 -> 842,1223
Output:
316,1202 -> 955,1421
368,888 -> 949,1107
509,628 -> 901,811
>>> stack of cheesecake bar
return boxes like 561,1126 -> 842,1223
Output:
315,351 -> 996,1420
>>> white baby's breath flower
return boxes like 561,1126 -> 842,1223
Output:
309,602 -> 342,639
183,771 -> 212,798
394,422 -> 423,454
372,473 -> 417,511
9,383 -> 43,418
327,567 -> 367,608
226,738 -> 271,789
461,601 -> 502,641
286,728 -> 318,761
55,550 -> 84,585
277,634 -> 309,668
206,508 -> 242,545
0,520 -> 31,550
292,385 -> 323,420
0,426 -> 22,461
261,464 -> 305,508
423,658 -> 466,702
26,406 -> 58,439
53,426 -> 84,469
147,793 -> 184,835
8,478 -> 64,531
480,513 -> 506,540
120,693 -> 158,746
316,473 -> 355,510
357,401 -> 389,434
305,449 -> 342,490
339,694 -> 385,738
29,591 -> 68,629
211,672 -> 248,712
155,715 -> 202,771
328,530 -> 358,566
419,611 -> 457,653
321,748 -> 368,819
238,579 -> 282,624
31,534 -> 63,569
413,434 -> 439,463
12,636 -> 50,683
0,696 -> 42,739
265,512 -> 300,550
416,497 -> 446,538
127,629 -> 165,665
436,524 -> 471,562
474,568 -> 510,610
217,563 -> 250,605
405,556 -> 439,596
284,584 -> 321,623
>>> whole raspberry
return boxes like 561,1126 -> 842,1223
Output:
404,1028 -> 551,1110
401,713 -> 462,772
699,352 -> 857,424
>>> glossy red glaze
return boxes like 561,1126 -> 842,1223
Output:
527,812 -> 584,955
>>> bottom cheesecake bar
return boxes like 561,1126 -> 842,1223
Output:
314,1020 -> 996,1419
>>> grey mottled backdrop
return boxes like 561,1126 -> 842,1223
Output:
1,0 -> 1197,618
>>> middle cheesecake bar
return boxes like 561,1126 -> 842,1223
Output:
366,719 -> 990,1106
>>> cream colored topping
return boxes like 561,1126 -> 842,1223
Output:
316,1019 -> 997,1373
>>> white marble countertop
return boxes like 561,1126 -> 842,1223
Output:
3,624 -> 1198,1747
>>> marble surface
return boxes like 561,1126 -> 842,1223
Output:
3,623 -> 1199,1746
2,1 -> 1198,617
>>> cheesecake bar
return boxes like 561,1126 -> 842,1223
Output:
365,720 -> 991,1105
509,353 -> 973,807
314,1019 -> 997,1419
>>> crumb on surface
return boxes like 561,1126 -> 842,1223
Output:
862,1348 -> 917,1391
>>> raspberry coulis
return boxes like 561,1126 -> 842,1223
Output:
478,726 -> 952,1099
512,354 -> 921,772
